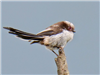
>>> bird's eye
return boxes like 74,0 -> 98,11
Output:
68,27 -> 72,30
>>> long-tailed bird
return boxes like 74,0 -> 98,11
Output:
3,21 -> 75,56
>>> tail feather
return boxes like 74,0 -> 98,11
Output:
3,27 -> 44,40
3,27 -> 36,36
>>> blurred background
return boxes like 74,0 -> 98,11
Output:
2,1 -> 99,75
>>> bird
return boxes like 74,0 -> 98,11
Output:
3,21 -> 75,56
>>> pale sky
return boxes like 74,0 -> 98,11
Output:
2,1 -> 99,75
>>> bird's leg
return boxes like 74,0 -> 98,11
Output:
52,50 -> 58,56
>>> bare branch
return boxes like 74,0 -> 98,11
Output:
55,49 -> 69,75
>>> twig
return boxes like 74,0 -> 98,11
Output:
55,49 -> 69,75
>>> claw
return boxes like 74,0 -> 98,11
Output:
59,47 -> 63,54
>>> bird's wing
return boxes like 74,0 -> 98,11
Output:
37,29 -> 54,36
37,26 -> 63,36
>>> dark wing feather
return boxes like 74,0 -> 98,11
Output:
37,26 -> 63,36
37,30 -> 54,36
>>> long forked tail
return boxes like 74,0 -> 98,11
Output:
3,27 -> 44,41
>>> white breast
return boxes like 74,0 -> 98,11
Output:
44,30 -> 74,50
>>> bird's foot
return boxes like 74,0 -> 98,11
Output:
59,47 -> 63,54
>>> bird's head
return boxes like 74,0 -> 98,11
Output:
63,21 -> 76,33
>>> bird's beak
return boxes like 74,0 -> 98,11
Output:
73,30 -> 76,33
